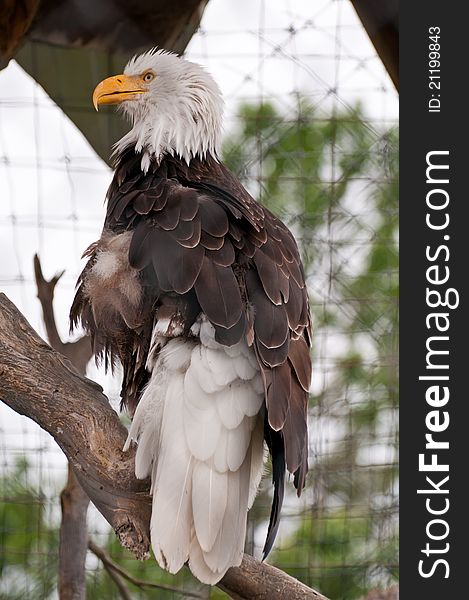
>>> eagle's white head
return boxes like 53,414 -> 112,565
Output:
93,49 -> 224,171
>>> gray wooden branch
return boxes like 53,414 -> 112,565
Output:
33,254 -> 91,600
0,291 -> 152,559
0,293 -> 329,600
58,468 -> 90,600
33,254 -> 93,374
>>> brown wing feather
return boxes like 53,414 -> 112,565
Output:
194,256 -> 243,329
178,156 -> 312,496
245,270 -> 289,349
264,361 -> 292,431
288,337 -> 313,392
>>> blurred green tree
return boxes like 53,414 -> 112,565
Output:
223,101 -> 398,600
0,459 -> 58,600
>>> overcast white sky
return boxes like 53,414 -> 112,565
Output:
0,0 -> 398,548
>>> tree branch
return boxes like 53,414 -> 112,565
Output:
88,539 -> 203,598
33,253 -> 65,351
58,467 -> 90,600
33,254 -> 92,600
33,253 -> 93,373
0,291 -> 152,559
92,543 -> 133,600
0,293 -> 329,600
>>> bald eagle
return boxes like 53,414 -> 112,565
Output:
71,49 -> 312,585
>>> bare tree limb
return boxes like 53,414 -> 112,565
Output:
34,254 -> 91,600
33,254 -> 66,351
57,467 -> 90,599
0,293 -> 329,600
218,554 -> 328,600
93,546 -> 133,600
33,253 -> 92,373
0,291 -> 152,559
88,539 -> 204,598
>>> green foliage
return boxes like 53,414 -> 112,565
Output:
273,509 -> 397,600
0,459 -> 58,600
225,101 -> 398,598
224,101 -> 374,235
273,511 -> 370,599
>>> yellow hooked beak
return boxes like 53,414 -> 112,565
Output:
92,74 -> 149,110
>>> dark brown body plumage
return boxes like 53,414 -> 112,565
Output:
71,148 -> 312,555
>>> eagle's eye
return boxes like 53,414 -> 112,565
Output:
143,71 -> 155,83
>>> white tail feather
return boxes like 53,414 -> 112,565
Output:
151,374 -> 193,573
188,530 -> 225,585
192,461 -> 228,552
203,457 -> 249,573
249,416 -> 266,508
124,319 -> 266,584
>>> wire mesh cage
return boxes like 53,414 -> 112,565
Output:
0,1 -> 398,598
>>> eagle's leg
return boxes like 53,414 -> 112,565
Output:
124,318 -> 265,584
